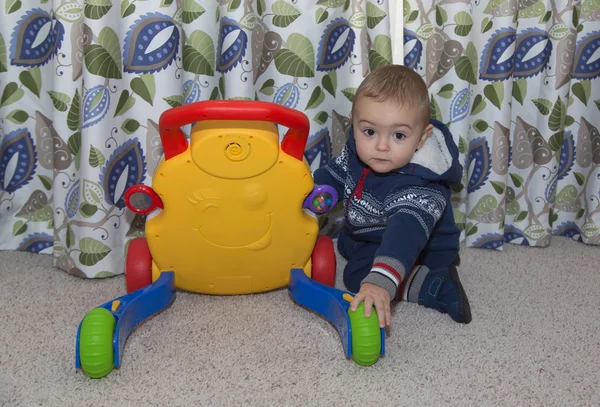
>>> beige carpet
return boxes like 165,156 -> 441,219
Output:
1,236 -> 599,407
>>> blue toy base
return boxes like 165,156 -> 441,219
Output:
75,272 -> 176,375
76,269 -> 385,378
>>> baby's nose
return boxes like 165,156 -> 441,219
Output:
375,137 -> 389,151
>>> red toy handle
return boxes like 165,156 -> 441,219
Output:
158,100 -> 310,161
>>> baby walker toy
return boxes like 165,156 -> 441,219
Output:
74,100 -> 385,378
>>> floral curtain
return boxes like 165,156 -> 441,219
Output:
0,0 -> 392,278
403,0 -> 600,248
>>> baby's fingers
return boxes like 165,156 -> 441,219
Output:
375,299 -> 391,328
386,302 -> 392,327
362,297 -> 374,318
384,305 -> 391,327
349,294 -> 365,312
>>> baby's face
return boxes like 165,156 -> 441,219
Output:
352,97 -> 431,174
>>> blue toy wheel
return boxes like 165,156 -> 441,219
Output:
79,308 -> 116,379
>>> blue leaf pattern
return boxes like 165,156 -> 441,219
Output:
65,180 -> 81,218
17,233 -> 53,253
304,128 -> 331,168
557,131 -> 575,181
513,28 -> 552,79
545,172 -> 558,204
0,128 -> 37,194
472,233 -> 504,249
467,137 -> 491,193
99,139 -> 146,209
183,80 -> 201,104
504,225 -> 524,242
317,18 -> 355,72
82,85 -> 111,129
123,13 -> 180,74
10,8 -> 64,67
553,222 -> 584,242
403,29 -> 422,70
216,17 -> 248,73
504,225 -> 530,245
449,88 -> 470,123
273,83 -> 300,108
572,31 -> 600,80
479,28 -> 516,82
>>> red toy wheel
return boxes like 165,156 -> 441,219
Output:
125,237 -> 152,293
311,235 -> 336,287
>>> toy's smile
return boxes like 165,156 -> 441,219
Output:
196,213 -> 273,250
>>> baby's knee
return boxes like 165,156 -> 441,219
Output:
343,273 -> 361,293
343,260 -> 371,293
336,230 -> 354,259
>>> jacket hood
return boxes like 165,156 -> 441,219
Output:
347,119 -> 463,187
405,119 -> 463,186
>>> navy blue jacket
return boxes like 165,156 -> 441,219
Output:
313,119 -> 462,300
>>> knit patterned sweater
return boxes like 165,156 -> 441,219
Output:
313,119 -> 463,300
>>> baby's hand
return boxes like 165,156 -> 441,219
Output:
349,283 -> 391,328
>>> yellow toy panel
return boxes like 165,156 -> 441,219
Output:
146,119 -> 318,295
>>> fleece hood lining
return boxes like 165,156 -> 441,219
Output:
410,126 -> 453,175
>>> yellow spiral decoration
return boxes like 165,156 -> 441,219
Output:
225,141 -> 250,161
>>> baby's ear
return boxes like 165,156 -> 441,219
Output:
418,123 -> 433,149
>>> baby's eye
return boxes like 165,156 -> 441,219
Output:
364,129 -> 375,136
393,132 -> 406,140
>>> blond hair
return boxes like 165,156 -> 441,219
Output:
353,65 -> 430,126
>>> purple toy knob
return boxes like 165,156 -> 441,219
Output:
303,185 -> 338,214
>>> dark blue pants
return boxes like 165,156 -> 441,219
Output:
337,228 -> 379,294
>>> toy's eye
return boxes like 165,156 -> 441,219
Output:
189,190 -> 220,212
201,202 -> 219,212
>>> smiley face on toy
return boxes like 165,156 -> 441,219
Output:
181,121 -> 282,251
187,182 -> 274,251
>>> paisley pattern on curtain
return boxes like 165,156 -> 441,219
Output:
403,0 -> 600,249
0,0 -> 392,277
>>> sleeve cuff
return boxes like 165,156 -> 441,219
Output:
361,257 -> 407,301
361,272 -> 399,302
